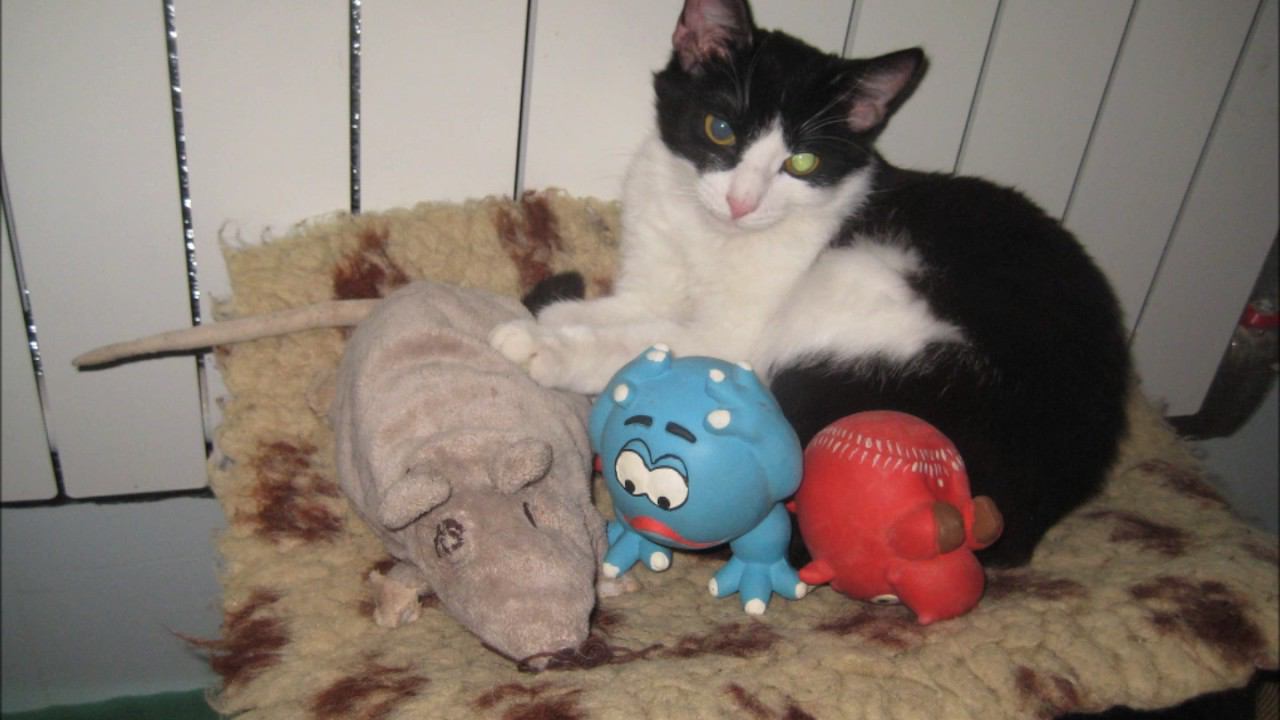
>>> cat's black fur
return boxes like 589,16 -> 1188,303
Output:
773,167 -> 1131,567
530,0 -> 1131,568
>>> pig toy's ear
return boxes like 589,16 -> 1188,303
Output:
379,472 -> 452,530
489,438 -> 554,494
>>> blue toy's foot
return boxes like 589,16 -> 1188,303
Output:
706,505 -> 808,614
602,520 -> 673,579
708,556 -> 808,614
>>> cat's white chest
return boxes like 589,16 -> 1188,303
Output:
618,136 -> 963,374
681,218 -> 826,333
753,242 -> 965,373
676,234 -> 963,373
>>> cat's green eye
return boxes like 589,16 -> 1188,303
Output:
704,114 -> 736,146
785,152 -> 820,176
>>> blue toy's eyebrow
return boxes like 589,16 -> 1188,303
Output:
624,415 -> 653,427
665,422 -> 697,444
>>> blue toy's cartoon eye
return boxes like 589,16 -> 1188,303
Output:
614,448 -> 690,511
646,464 -> 690,510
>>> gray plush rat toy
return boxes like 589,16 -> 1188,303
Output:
331,281 -> 610,662
77,280 -> 624,663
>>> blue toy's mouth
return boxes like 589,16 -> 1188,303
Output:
619,511 -> 722,550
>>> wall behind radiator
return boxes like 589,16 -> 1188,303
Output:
4,0 -> 1276,502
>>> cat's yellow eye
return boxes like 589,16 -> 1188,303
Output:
704,114 -> 736,146
785,152 -> 820,176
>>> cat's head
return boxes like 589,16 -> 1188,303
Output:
655,0 -> 924,230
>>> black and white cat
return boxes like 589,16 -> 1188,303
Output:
491,0 -> 1131,567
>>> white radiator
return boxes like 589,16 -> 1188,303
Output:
3,0 -> 1276,502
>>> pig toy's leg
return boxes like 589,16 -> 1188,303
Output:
602,520 -> 673,579
889,551 -> 986,625
709,504 -> 808,615
368,562 -> 430,628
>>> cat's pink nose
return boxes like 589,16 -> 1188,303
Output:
727,195 -> 757,220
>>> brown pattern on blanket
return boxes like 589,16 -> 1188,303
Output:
813,605 -> 924,651
333,225 -> 410,301
248,441 -> 345,543
1014,665 -> 1085,719
984,568 -> 1090,602
184,589 -> 288,689
201,191 -> 1277,719
662,621 -> 782,659
1130,576 -> 1269,668
1136,459 -> 1229,506
723,682 -> 817,720
495,191 -> 565,295
1082,510 -> 1192,557
472,682 -> 588,720
309,655 -> 429,720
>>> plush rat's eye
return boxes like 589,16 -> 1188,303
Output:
704,114 -> 736,146
784,152 -> 820,176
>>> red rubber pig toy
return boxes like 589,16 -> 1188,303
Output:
792,411 -> 1004,624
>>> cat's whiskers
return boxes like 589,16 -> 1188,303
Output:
796,79 -> 859,138
801,134 -> 874,163
723,62 -> 745,114
795,117 -> 856,143
799,114 -> 852,133
739,34 -> 771,112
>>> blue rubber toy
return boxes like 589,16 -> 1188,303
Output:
589,344 -> 807,614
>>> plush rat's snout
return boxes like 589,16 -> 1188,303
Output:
434,501 -> 598,663
466,555 -> 596,663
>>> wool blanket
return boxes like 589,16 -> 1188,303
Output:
199,190 -> 1278,719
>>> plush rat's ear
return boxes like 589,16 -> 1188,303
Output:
489,438 -> 554,494
672,0 -> 754,73
380,472 -> 452,530
846,48 -> 926,134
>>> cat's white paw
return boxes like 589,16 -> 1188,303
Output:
490,319 -> 596,390
536,299 -> 592,327
489,319 -> 540,366
525,334 -> 574,388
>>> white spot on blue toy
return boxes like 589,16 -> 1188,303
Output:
588,347 -> 805,614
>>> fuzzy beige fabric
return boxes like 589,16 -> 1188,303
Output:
202,190 -> 1278,719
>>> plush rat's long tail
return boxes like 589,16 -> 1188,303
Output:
73,299 -> 381,368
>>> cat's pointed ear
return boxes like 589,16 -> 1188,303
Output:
672,0 -> 754,73
847,48 -> 926,133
